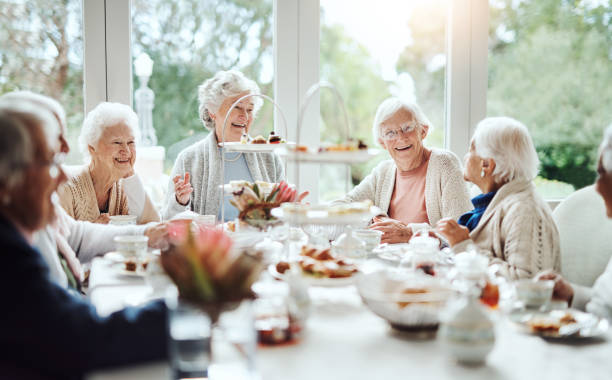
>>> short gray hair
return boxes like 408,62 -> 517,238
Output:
79,102 -> 140,160
600,124 -> 612,173
0,97 -> 61,153
472,117 -> 539,183
0,91 -> 66,132
372,97 -> 432,144
198,70 -> 263,131
0,110 -> 36,190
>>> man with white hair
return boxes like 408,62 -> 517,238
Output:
538,124 -> 612,320
0,91 -> 167,289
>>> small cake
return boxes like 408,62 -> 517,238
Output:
252,135 -> 267,144
268,131 -> 282,144
125,260 -> 137,272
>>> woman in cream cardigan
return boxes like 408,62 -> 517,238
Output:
58,102 -> 160,224
437,117 -> 561,280
338,97 -> 471,244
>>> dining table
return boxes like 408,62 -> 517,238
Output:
86,256 -> 612,380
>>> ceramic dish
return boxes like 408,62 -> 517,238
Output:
219,142 -> 294,152
277,147 -> 379,164
267,264 -> 355,288
509,309 -> 609,339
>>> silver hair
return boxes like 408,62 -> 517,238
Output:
599,124 -> 612,173
0,91 -> 66,132
0,110 -> 37,190
198,70 -> 263,131
0,98 -> 61,153
371,97 -> 432,145
472,117 -> 540,183
79,102 -> 140,160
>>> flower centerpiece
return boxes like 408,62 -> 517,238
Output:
230,181 -> 301,229
161,223 -> 264,322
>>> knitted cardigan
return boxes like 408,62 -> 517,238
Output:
161,132 -> 284,220
57,166 -> 160,224
453,179 -> 561,280
338,148 -> 472,227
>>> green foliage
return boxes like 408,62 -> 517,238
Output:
488,0 -> 612,191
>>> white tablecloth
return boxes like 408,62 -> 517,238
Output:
87,257 -> 612,380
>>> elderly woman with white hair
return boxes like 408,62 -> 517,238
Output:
437,117 -> 561,280
338,97 -> 471,243
0,91 -> 167,289
58,102 -> 160,224
162,70 -> 287,221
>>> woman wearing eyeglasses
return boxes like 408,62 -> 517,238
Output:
337,97 -> 471,244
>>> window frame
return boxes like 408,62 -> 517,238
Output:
82,0 -> 490,203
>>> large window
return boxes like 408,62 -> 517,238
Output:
319,0 -> 448,202
131,0 -> 274,169
487,0 -> 612,198
0,0 -> 84,164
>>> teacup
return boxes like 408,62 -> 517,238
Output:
114,235 -> 149,258
353,229 -> 383,253
109,215 -> 137,225
515,279 -> 554,309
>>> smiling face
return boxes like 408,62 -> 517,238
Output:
90,122 -> 136,179
595,156 -> 612,218
212,91 -> 254,142
378,108 -> 428,171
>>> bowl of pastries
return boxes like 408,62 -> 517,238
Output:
356,270 -> 454,331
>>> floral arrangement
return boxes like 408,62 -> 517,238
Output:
230,181 -> 301,228
161,223 -> 263,321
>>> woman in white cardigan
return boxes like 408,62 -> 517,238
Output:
338,97 -> 471,243
437,117 -> 561,280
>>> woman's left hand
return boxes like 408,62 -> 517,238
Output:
369,219 -> 412,244
435,218 -> 470,247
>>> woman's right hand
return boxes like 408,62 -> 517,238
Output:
173,172 -> 193,206
94,213 -> 110,224
535,270 -> 574,305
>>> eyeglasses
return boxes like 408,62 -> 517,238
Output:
380,122 -> 420,141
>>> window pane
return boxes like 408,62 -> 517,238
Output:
0,0 -> 84,164
488,0 -> 612,198
319,0 -> 448,202
131,0 -> 274,169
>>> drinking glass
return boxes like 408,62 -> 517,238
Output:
209,301 -> 257,380
166,290 -> 212,379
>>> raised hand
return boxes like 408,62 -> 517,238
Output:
173,172 -> 193,206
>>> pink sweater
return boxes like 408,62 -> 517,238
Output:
388,158 -> 429,224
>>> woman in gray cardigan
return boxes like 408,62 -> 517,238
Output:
338,97 -> 471,244
162,70 -> 284,221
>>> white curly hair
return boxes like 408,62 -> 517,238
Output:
198,70 -> 263,131
79,102 -> 140,160
371,97 -> 432,145
599,124 -> 612,173
472,117 -> 540,183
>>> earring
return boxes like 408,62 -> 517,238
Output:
480,168 -> 485,178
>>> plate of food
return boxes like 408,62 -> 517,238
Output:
105,253 -> 149,278
509,309 -> 609,339
218,132 -> 294,152
270,245 -> 359,287
278,141 -> 379,164
271,200 -> 379,225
